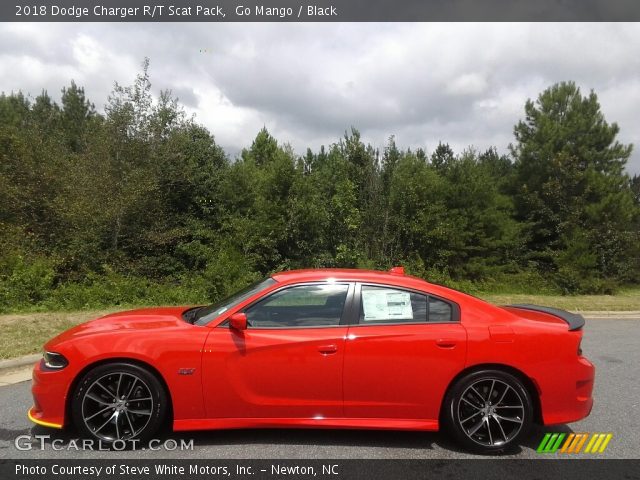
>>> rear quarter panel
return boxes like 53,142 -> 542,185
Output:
462,300 -> 588,424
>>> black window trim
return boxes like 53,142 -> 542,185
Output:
351,282 -> 461,327
219,281 -> 355,330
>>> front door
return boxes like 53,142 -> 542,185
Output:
201,282 -> 352,419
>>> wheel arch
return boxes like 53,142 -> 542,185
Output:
65,357 -> 174,429
439,363 -> 543,427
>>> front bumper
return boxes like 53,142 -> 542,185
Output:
28,359 -> 69,429
28,407 -> 62,429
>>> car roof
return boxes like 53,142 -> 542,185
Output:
271,268 -> 465,301
272,268 -> 413,283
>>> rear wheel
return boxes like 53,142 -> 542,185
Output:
443,369 -> 533,454
72,362 -> 167,445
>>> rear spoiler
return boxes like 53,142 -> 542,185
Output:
508,304 -> 585,331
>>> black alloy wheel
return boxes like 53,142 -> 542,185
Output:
443,369 -> 533,454
72,362 -> 167,445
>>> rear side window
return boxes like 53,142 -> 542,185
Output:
429,296 -> 453,322
360,285 -> 427,323
359,285 -> 455,324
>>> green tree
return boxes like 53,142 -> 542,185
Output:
430,142 -> 455,170
61,81 -> 97,152
512,81 -> 638,291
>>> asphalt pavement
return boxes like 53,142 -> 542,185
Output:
1,318 -> 638,459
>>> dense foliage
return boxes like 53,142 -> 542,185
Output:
1,63 -> 638,311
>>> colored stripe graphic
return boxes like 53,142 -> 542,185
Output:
560,433 -> 574,453
584,434 -> 598,453
585,433 -> 613,453
561,433 -> 588,453
572,434 -> 589,453
598,434 -> 613,453
537,433 -> 612,454
537,433 -> 566,453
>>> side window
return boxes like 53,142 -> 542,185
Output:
245,284 -> 349,328
359,285 -> 427,324
429,296 -> 453,322
358,285 -> 457,324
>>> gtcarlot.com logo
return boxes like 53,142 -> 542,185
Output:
537,433 -> 613,454
15,435 -> 194,451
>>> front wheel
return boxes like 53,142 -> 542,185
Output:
71,362 -> 167,445
443,369 -> 533,454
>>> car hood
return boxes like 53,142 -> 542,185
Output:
45,306 -> 192,347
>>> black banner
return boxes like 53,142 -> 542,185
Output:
3,0 -> 640,22
2,459 -> 640,480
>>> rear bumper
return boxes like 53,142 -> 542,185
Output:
28,360 -> 69,429
542,356 -> 595,425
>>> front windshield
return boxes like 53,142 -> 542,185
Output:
194,277 -> 277,325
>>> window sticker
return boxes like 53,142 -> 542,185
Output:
362,289 -> 413,321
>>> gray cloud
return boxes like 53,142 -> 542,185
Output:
0,22 -> 638,173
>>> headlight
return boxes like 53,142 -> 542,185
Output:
43,351 -> 68,370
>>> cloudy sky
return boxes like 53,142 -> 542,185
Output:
1,22 -> 639,173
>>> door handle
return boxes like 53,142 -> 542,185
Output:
435,338 -> 457,348
318,344 -> 338,355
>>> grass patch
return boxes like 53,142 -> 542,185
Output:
482,287 -> 640,311
0,309 -> 119,359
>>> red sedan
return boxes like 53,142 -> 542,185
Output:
29,267 -> 594,453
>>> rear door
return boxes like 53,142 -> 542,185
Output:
202,282 -> 353,419
343,283 -> 467,421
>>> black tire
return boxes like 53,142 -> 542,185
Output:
71,362 -> 167,446
442,369 -> 533,454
